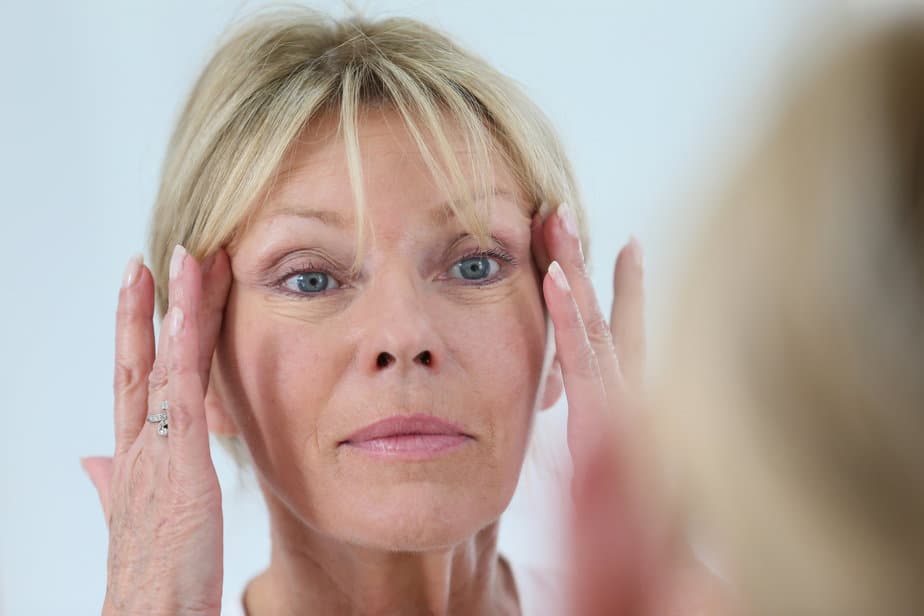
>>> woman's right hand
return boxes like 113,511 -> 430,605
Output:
82,245 -> 232,616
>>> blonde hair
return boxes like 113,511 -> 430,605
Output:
146,5 -> 587,470
656,17 -> 924,616
148,4 -> 587,319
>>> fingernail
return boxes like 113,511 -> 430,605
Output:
557,203 -> 579,239
538,201 -> 554,222
169,244 -> 187,281
168,306 -> 185,336
548,260 -> 570,291
121,253 -> 143,288
628,235 -> 644,268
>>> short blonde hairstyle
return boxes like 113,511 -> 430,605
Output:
657,16 -> 924,616
148,5 -> 587,319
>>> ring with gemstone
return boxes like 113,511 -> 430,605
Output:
146,400 -> 169,437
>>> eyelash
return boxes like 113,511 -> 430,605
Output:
273,248 -> 517,299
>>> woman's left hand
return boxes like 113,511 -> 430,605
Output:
531,203 -> 645,472
532,203 -> 720,616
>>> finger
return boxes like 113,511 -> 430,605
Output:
113,254 -> 156,456
611,238 -> 646,390
81,456 -> 113,525
145,250 -> 177,447
531,204 -> 552,276
543,260 -> 608,470
544,203 -> 624,396
165,245 -> 213,472
196,248 -> 232,392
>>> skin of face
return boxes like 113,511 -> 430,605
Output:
204,109 -> 562,552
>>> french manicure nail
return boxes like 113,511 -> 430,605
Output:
557,203 -> 578,238
538,201 -> 554,221
169,244 -> 186,280
121,253 -> 143,288
548,260 -> 570,291
168,306 -> 185,336
628,235 -> 644,268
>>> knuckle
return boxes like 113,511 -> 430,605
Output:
167,349 -> 197,377
585,314 -> 613,348
168,399 -> 192,431
111,448 -> 156,507
569,252 -> 590,277
113,357 -> 146,394
147,360 -> 168,392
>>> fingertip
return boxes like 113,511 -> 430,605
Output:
548,260 -> 570,292
618,236 -> 644,271
200,252 -> 217,274
202,247 -> 232,290
614,239 -> 645,292
169,244 -> 188,281
121,253 -> 144,289
537,201 -> 554,221
628,236 -> 644,268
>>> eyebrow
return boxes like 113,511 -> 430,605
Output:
268,187 -> 519,228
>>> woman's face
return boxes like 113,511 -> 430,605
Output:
209,110 -> 557,550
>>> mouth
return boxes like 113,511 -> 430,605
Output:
339,414 -> 475,460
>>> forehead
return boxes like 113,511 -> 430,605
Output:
258,109 -> 527,223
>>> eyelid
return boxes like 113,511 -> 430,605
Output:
272,259 -> 348,299
268,241 -> 518,299
445,247 -> 516,283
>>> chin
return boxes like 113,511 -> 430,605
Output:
323,480 -> 512,552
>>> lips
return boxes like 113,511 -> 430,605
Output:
339,414 -> 474,458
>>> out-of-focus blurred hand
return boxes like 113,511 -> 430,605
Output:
532,204 -> 723,615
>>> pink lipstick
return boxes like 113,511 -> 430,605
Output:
340,414 -> 473,460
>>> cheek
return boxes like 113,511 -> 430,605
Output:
217,289 -> 351,468
445,281 -> 548,435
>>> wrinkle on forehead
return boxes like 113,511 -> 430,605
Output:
233,109 -> 534,257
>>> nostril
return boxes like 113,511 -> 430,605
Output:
376,352 -> 394,368
417,350 -> 432,366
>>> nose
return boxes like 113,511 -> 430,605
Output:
375,349 -> 432,369
355,272 -> 442,375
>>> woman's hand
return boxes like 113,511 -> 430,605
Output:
81,245 -> 232,616
531,203 -> 645,470
533,204 -> 720,615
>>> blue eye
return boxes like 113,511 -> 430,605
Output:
450,255 -> 500,281
283,271 -> 340,294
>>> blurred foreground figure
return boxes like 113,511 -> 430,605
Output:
575,15 -> 924,616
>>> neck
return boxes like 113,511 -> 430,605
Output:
243,493 -> 519,616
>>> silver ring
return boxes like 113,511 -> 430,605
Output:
146,400 -> 169,437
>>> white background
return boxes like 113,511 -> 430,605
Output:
0,1 -> 877,613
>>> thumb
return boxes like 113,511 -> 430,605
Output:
80,456 -> 113,525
